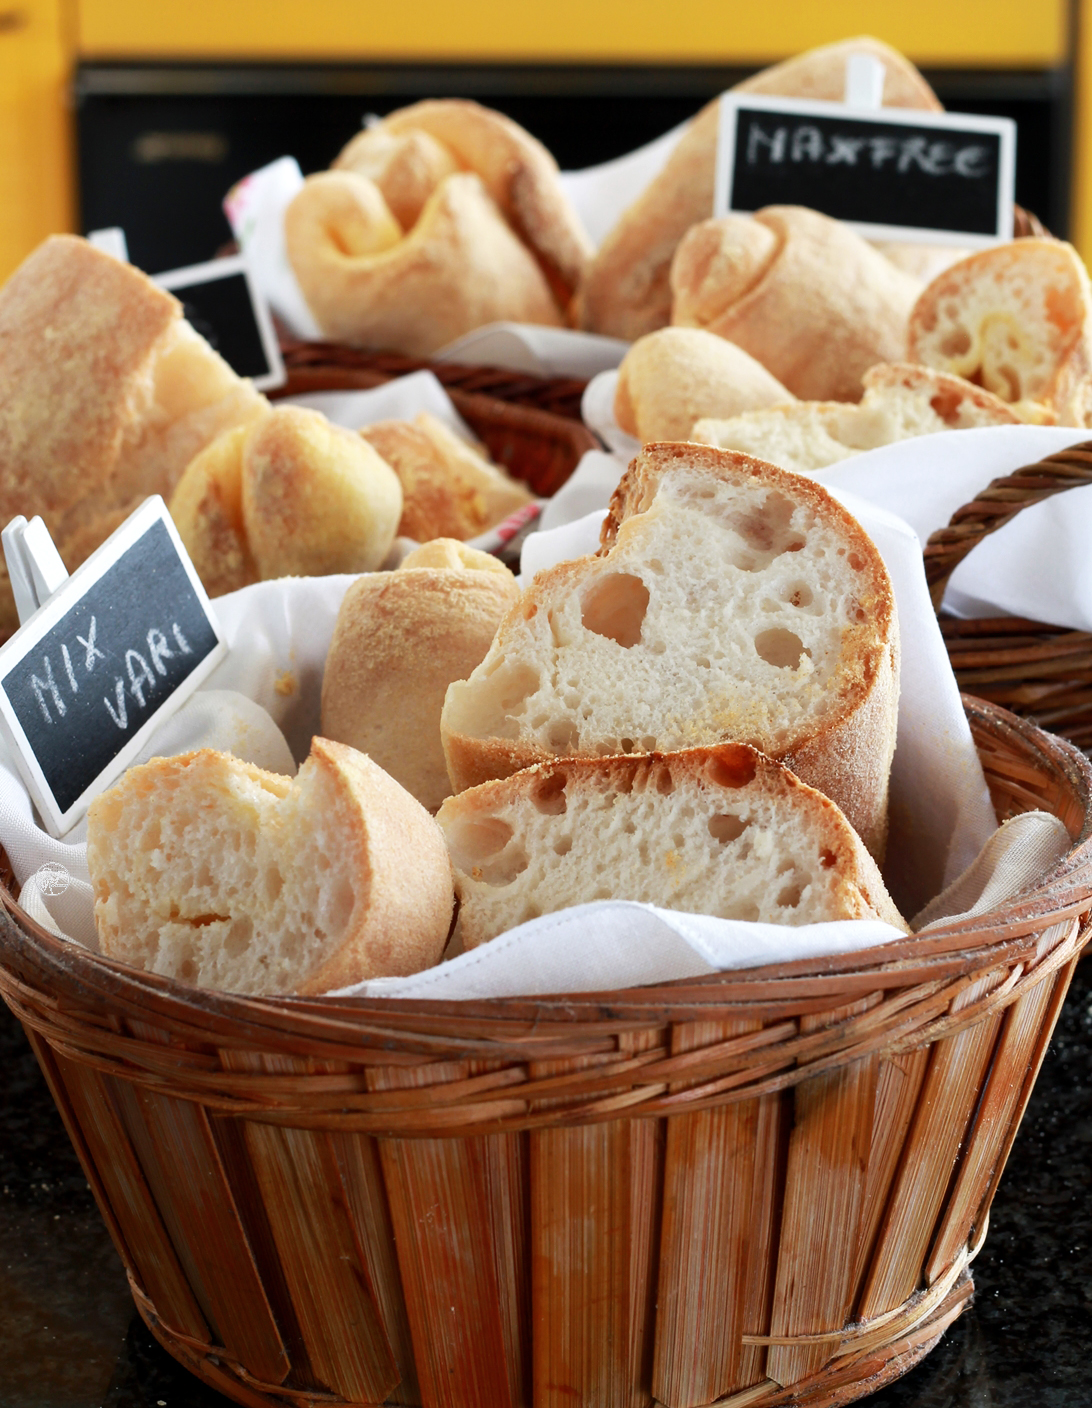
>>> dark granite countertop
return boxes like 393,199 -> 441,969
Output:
2,963 -> 1090,1408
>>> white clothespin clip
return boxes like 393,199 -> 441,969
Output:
2,516 -> 70,626
844,54 -> 886,110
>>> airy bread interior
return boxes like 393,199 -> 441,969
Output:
438,747 -> 906,949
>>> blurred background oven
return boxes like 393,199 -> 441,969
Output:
0,0 -> 1086,280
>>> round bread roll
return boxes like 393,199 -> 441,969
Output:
400,538 -> 514,574
169,423 -> 260,597
579,37 -> 941,340
242,405 -> 402,578
335,99 -> 592,307
615,327 -> 794,442
321,554 -> 520,811
906,240 -> 1092,425
671,207 -> 921,401
286,169 -> 564,355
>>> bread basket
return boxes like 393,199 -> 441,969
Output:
0,696 -> 1089,1408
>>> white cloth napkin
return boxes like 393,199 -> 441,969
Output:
223,156 -> 321,339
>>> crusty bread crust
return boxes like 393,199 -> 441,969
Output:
286,170 -> 564,355
906,239 -> 1092,425
670,207 -> 922,402
437,744 -> 907,949
0,236 -> 265,634
579,38 -> 940,340
365,99 -> 593,309
88,739 -> 454,996
614,326 -> 793,442
321,566 -> 520,811
442,444 -> 898,859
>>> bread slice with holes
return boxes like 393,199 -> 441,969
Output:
87,738 -> 454,996
441,444 -> 898,859
906,240 -> 1092,425
692,362 -> 1022,473
437,745 -> 907,948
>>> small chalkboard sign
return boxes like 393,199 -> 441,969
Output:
154,253 -> 286,392
0,499 -> 227,836
714,94 -> 1016,246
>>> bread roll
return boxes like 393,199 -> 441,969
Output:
87,739 -> 454,996
442,443 -> 898,859
168,425 -> 259,597
242,405 -> 402,578
438,746 -> 907,949
0,235 -> 267,636
615,326 -> 793,442
579,38 -> 940,340
286,168 -> 564,355
336,99 -> 592,308
361,412 -> 533,542
671,207 -> 922,401
906,240 -> 1092,425
693,362 -> 1022,472
322,551 -> 519,810
400,538 -> 513,574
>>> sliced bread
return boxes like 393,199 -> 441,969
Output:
87,739 -> 454,996
441,444 -> 899,859
692,362 -> 1022,473
906,239 -> 1092,424
437,746 -> 907,949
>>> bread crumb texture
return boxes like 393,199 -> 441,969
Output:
437,746 -> 905,948
445,448 -> 892,759
87,741 -> 453,995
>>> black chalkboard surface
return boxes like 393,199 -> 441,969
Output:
715,95 -> 1016,245
155,253 -> 286,392
0,500 -> 226,835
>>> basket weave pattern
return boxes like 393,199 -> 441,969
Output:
1,699 -> 1091,1408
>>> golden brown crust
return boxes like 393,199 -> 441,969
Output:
286,170 -> 564,355
294,738 -> 454,993
168,424 -> 261,597
671,207 -> 921,402
377,98 -> 593,306
0,236 -> 266,635
614,326 -> 793,442
322,568 -> 520,811
580,39 -> 940,339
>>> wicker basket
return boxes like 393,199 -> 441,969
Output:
0,697 -> 1090,1408
925,439 -> 1092,751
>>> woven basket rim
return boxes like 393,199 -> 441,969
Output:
2,696 -> 1091,1049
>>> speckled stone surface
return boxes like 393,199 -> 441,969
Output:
2,962 -> 1090,1408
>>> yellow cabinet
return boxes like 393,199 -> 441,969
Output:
0,0 -> 74,282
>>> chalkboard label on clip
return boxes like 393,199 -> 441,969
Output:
0,499 -> 227,836
714,94 -> 1016,245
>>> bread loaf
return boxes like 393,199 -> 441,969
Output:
437,746 -> 907,949
671,207 -> 922,401
335,99 -> 592,310
614,326 -> 793,443
361,412 -> 533,542
906,239 -> 1092,425
171,405 -> 403,588
693,362 -> 1022,472
442,443 -> 899,858
0,235 -> 267,635
321,545 -> 520,809
87,739 -> 454,995
579,38 -> 940,340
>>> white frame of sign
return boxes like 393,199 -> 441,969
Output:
714,93 -> 1017,248
155,252 -> 287,392
0,497 -> 228,837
